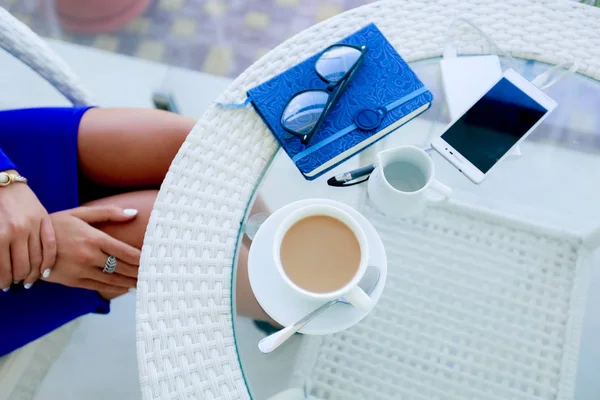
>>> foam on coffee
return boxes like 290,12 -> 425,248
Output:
280,215 -> 361,293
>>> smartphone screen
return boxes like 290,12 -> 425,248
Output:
441,77 -> 549,173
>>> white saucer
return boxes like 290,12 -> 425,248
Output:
248,199 -> 388,335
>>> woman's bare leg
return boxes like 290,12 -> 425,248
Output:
77,108 -> 274,321
77,108 -> 195,188
76,108 -> 191,300
85,190 -> 155,251
236,243 -> 279,325
243,195 -> 270,248
85,190 -> 275,323
83,190 -> 155,300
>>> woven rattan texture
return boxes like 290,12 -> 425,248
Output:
0,7 -> 93,106
293,202 -> 591,400
137,1 -> 600,399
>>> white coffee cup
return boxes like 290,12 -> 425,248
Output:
272,203 -> 375,312
367,145 -> 452,218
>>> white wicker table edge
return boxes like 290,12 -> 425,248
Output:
136,1 -> 600,399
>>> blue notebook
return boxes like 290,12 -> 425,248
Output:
247,23 -> 433,180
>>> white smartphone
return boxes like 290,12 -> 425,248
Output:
432,68 -> 557,184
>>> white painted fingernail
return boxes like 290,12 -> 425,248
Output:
123,209 -> 138,216
2,287 -> 9,292
13,281 -> 19,285
42,269 -> 51,278
24,282 -> 33,289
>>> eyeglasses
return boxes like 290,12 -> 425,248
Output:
280,44 -> 367,146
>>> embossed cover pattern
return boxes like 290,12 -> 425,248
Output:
248,23 -> 433,179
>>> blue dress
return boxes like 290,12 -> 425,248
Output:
0,107 -> 111,357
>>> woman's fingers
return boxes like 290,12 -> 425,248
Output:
94,251 -> 139,279
0,228 -> 12,290
68,206 -> 138,224
99,234 -> 141,266
77,279 -> 131,294
0,253 -> 11,290
86,267 -> 137,289
39,216 -> 56,278
15,217 -> 54,288
10,236 -> 30,282
24,232 -> 42,288
103,260 -> 139,278
28,231 -> 42,272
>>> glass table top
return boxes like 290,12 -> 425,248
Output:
233,58 -> 600,400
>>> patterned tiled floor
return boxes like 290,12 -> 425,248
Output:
2,0 -> 374,77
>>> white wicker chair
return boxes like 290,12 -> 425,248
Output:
0,7 -> 93,400
135,0 -> 600,399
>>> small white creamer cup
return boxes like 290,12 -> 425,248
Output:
368,145 -> 452,218
272,203 -> 374,312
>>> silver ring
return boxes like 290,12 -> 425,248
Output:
103,256 -> 117,274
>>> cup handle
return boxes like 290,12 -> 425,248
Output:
426,179 -> 452,204
344,286 -> 375,312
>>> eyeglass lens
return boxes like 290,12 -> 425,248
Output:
315,45 -> 362,84
281,90 -> 329,136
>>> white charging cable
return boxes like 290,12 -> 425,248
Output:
443,17 -> 518,71
530,60 -> 580,90
443,17 -> 578,91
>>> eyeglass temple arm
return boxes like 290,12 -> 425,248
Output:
301,49 -> 368,145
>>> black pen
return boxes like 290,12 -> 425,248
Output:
327,146 -> 433,187
327,164 -> 376,187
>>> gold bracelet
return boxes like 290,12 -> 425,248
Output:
0,172 -> 28,187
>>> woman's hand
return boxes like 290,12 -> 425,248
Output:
43,206 -> 141,294
0,171 -> 56,291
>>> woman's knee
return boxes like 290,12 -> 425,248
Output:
84,190 -> 158,250
78,108 -> 194,188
